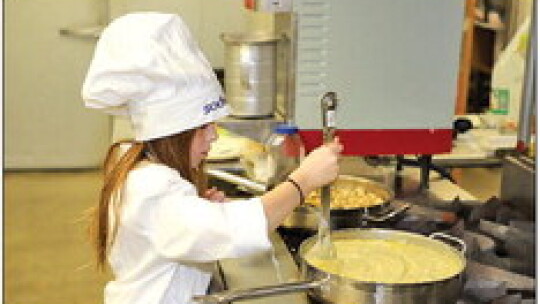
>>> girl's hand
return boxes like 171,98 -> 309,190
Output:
289,137 -> 343,192
203,187 -> 229,203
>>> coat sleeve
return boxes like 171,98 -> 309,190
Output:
154,191 -> 272,262
125,164 -> 272,262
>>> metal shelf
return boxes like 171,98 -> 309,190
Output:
59,25 -> 104,39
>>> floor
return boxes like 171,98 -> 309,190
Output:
4,167 -> 502,303
4,170 -> 111,304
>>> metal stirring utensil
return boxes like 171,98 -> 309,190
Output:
315,92 -> 338,259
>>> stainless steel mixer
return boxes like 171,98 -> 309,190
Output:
221,32 -> 281,118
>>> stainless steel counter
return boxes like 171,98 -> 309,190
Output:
218,232 -> 309,304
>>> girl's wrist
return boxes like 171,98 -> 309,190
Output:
287,171 -> 311,195
286,177 -> 305,204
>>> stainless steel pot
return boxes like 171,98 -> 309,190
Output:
194,229 -> 466,304
221,32 -> 280,118
282,176 -> 410,230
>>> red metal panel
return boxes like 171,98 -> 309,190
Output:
244,0 -> 256,10
298,129 -> 453,155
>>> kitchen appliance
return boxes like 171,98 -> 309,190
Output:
221,32 -> 281,118
243,0 -> 465,156
214,0 -> 467,195
219,0 -> 465,159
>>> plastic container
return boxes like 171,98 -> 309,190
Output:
265,123 -> 305,185
489,17 -> 531,133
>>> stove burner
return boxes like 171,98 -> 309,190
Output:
468,197 -> 529,226
278,195 -> 536,303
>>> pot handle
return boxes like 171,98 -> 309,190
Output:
193,279 -> 324,304
362,203 -> 411,222
429,232 -> 467,254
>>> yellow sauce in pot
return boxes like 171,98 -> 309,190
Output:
305,239 -> 464,284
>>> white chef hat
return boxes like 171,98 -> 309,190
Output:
82,12 -> 229,141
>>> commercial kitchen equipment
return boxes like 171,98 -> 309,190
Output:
215,0 -> 467,192
238,0 -> 465,156
206,168 -> 536,304
207,2 -> 536,303
221,32 -> 281,118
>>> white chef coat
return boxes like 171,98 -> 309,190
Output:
104,161 -> 272,304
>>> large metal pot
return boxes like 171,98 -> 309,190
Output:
221,32 -> 280,118
282,176 -> 410,230
194,229 -> 466,304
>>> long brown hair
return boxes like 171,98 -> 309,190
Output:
90,128 -> 208,270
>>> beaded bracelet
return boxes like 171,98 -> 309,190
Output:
286,177 -> 305,204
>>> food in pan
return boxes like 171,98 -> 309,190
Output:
305,238 -> 464,284
305,177 -> 390,209
207,127 -> 257,161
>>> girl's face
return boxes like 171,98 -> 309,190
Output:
190,123 -> 218,168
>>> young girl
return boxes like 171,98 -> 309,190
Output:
82,12 -> 342,304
